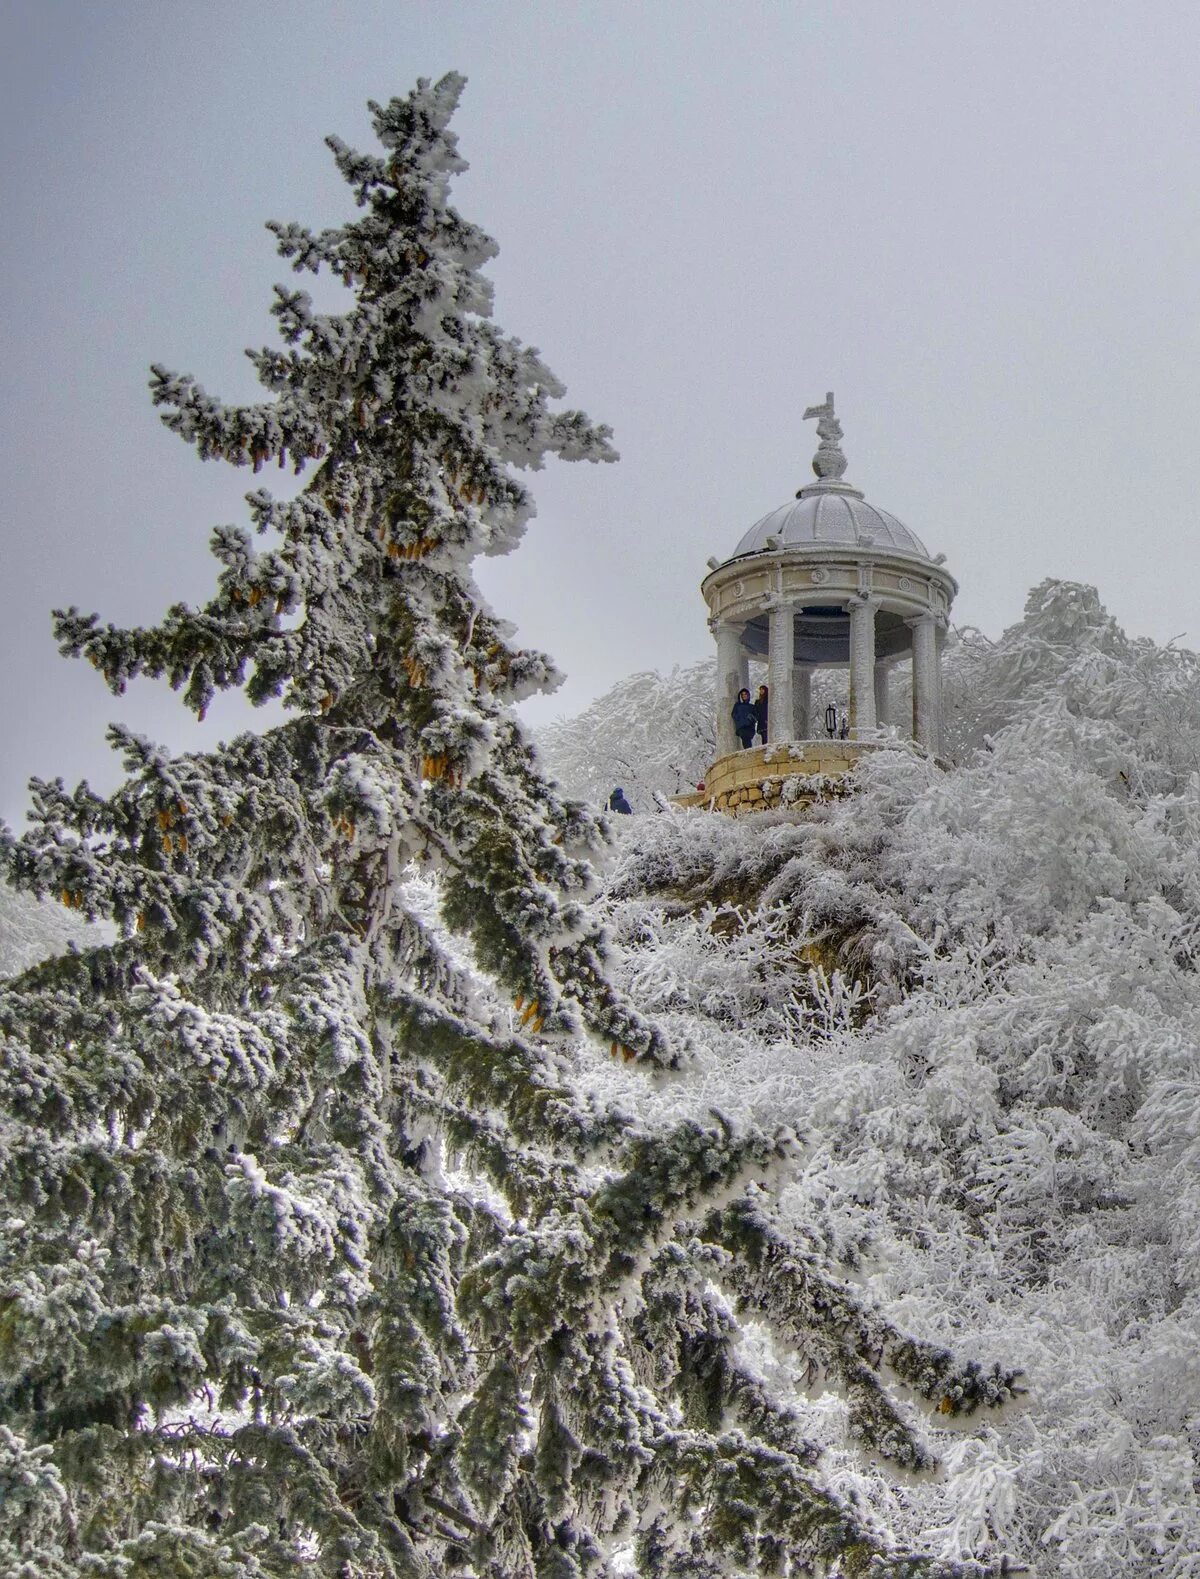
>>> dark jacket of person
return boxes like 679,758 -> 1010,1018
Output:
731,696 -> 757,735
608,787 -> 632,814
754,689 -> 769,739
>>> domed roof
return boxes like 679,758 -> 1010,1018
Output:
727,391 -> 931,562
734,489 -> 929,558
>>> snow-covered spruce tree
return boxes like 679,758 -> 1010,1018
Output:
0,78 -> 1018,1578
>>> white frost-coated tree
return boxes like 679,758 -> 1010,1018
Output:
538,660 -> 717,809
942,577 -> 1200,787
589,581 -> 1200,1576
0,77 -> 1015,1579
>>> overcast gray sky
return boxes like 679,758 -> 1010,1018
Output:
4,0 -> 1200,824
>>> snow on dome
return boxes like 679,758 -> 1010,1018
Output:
732,490 -> 930,559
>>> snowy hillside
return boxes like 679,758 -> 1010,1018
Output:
544,580 -> 1200,1574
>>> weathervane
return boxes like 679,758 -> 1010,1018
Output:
802,391 -> 849,483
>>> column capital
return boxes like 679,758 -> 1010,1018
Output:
845,592 -> 881,611
905,610 -> 947,632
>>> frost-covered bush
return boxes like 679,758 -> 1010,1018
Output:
538,659 -> 717,809
943,578 -> 1200,789
588,583 -> 1200,1575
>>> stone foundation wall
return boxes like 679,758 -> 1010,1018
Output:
672,740 -> 888,815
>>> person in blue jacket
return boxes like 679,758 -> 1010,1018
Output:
732,688 -> 757,749
608,787 -> 632,814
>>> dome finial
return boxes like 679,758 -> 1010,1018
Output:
802,391 -> 848,483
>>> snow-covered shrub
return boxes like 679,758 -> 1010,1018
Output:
579,583 -> 1200,1574
943,578 -> 1200,791
537,659 -> 717,809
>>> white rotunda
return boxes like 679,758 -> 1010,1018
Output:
697,394 -> 956,811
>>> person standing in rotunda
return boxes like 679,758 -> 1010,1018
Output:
754,684 -> 769,745
732,688 -> 757,749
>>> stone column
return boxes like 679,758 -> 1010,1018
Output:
713,620 -> 747,757
846,596 -> 878,737
874,660 -> 891,730
909,613 -> 943,755
792,663 -> 812,739
766,602 -> 794,744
